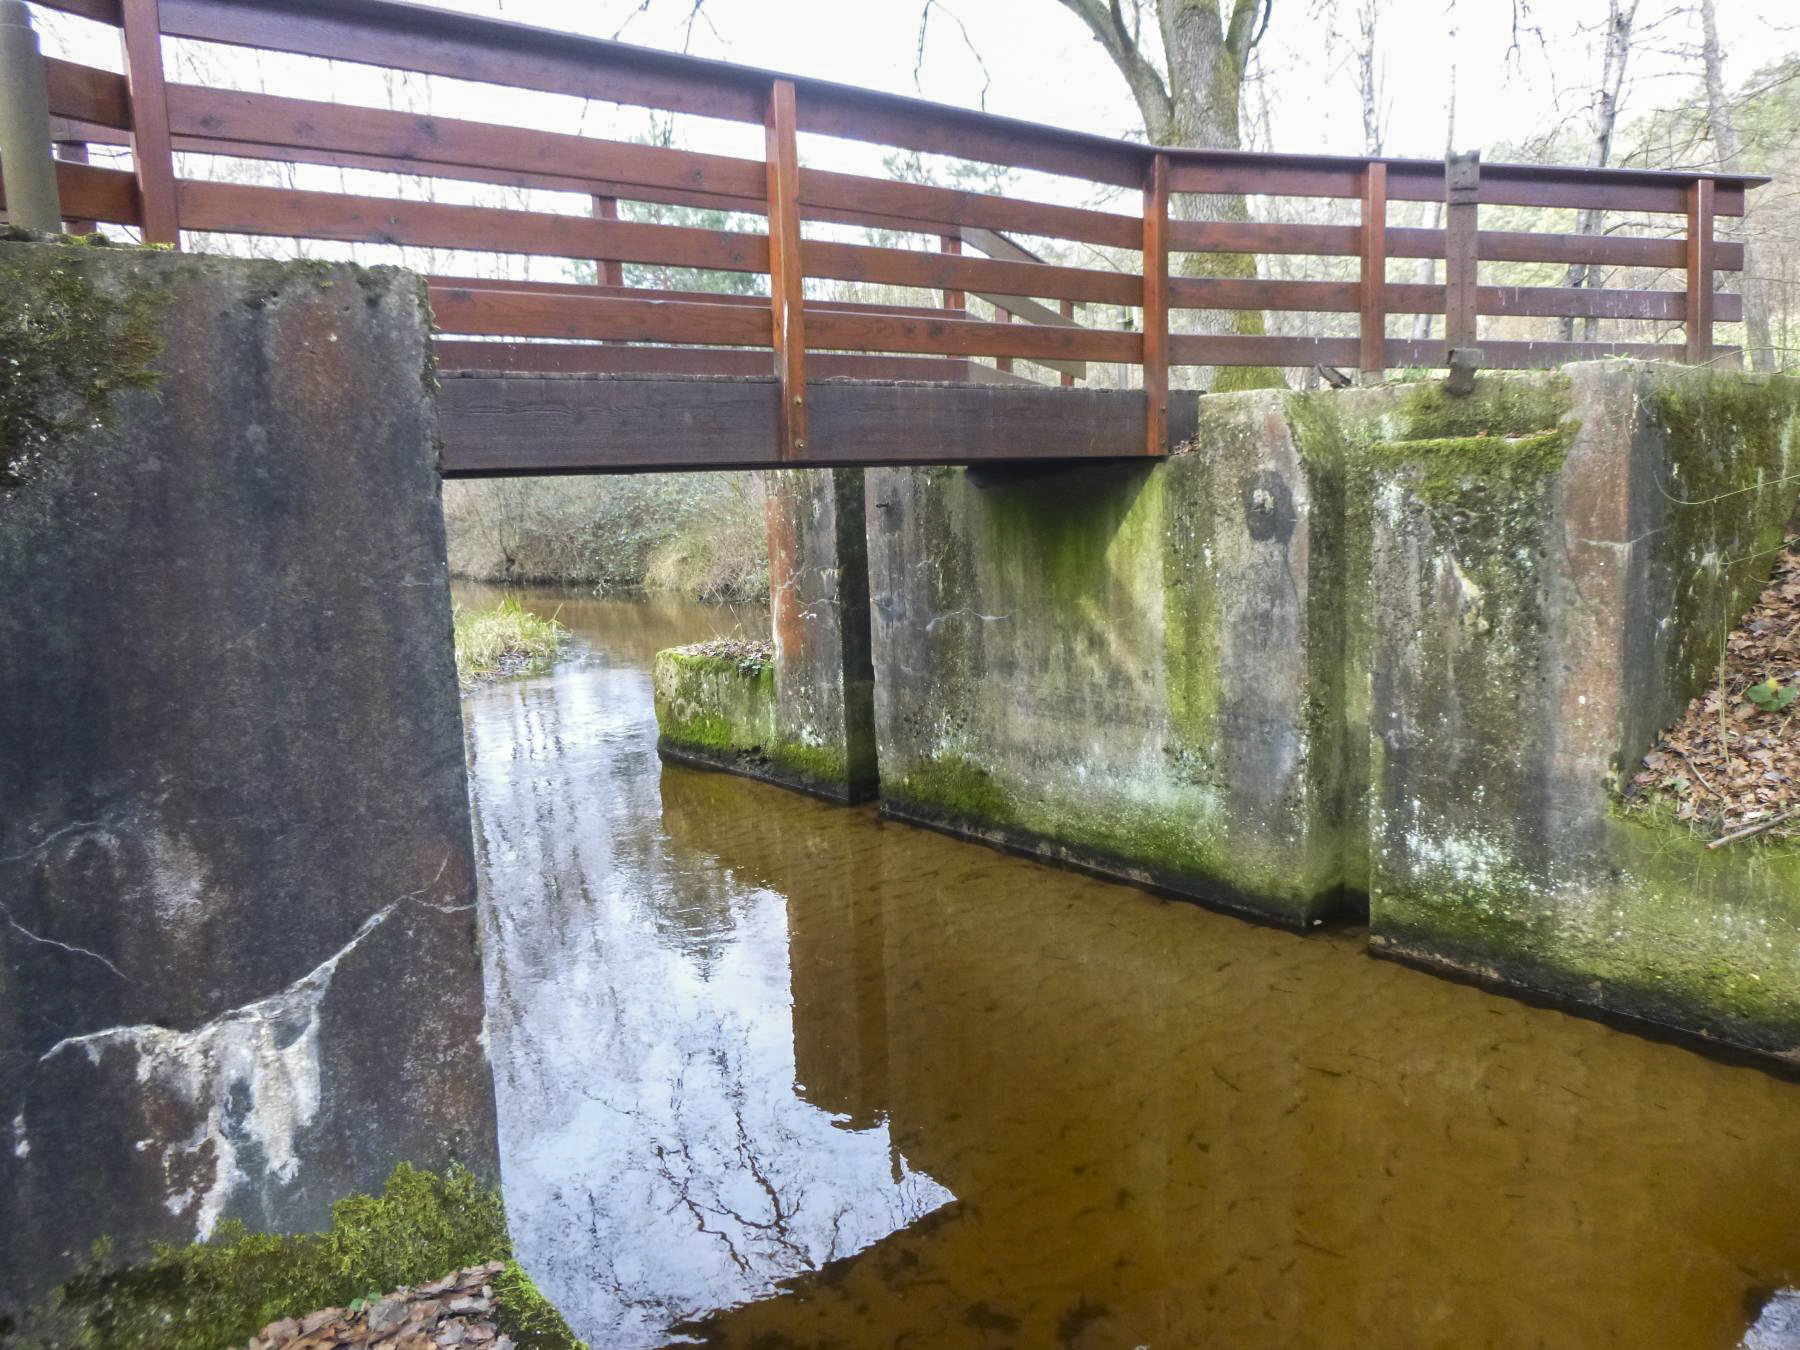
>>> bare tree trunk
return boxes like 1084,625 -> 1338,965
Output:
1357,0 -> 1382,157
1053,0 -> 1281,388
1559,0 -> 1638,344
1410,0 -> 1455,343
1698,0 -> 1774,371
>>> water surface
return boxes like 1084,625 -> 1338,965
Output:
461,587 -> 1800,1350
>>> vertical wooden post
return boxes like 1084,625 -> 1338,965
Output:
591,195 -> 624,288
764,79 -> 806,460
939,233 -> 964,311
1686,177 -> 1716,366
1443,150 -> 1480,388
995,307 -> 1013,375
55,142 -> 96,234
1358,160 -> 1387,379
1060,299 -> 1075,387
118,0 -> 178,246
1142,152 -> 1170,456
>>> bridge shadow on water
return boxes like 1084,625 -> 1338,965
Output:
461,587 -> 1800,1350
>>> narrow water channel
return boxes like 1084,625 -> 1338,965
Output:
459,586 -> 1800,1350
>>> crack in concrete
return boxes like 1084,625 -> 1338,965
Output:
0,903 -> 128,981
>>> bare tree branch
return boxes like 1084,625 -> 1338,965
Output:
914,0 -> 994,109
1052,0 -> 1173,133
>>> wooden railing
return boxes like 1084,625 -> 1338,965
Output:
5,0 -> 1767,459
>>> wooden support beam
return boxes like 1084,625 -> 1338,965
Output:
591,195 -> 624,287
1444,150 -> 1480,379
1359,160 -> 1386,378
118,0 -> 177,244
940,233 -> 964,310
54,141 -> 96,233
1060,299 -> 1075,387
1686,177 -> 1715,366
765,78 -> 807,461
1143,152 -> 1170,455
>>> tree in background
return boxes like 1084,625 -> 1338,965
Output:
1049,0 -> 1282,389
1695,0 -> 1775,370
1560,0 -> 1641,343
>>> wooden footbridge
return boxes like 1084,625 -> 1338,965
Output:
5,0 -> 1765,473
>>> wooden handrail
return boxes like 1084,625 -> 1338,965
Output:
13,0 -> 1768,446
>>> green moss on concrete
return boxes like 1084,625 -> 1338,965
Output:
654,645 -> 866,796
888,752 -> 1334,924
1,244 -> 169,490
1392,372 -> 1572,442
767,739 -> 850,788
1376,812 -> 1800,1052
1646,369 -> 1800,703
17,1164 -> 582,1350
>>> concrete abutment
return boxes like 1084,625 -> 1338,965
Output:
0,240 -> 497,1299
657,363 -> 1800,1062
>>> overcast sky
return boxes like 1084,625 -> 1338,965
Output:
409,0 -> 1797,165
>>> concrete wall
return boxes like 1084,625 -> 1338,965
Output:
865,412 -> 1352,928
864,365 -> 1800,1056
0,241 -> 495,1293
654,468 -> 878,802
1345,364 -> 1800,1058
652,361 -> 1800,1060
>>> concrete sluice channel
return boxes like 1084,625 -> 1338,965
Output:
464,586 -> 1800,1350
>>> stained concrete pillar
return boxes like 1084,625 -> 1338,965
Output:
865,391 -> 1354,930
765,468 -> 879,801
654,467 -> 878,801
1355,363 -> 1800,1057
0,241 -> 495,1293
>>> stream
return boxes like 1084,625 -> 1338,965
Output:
459,585 -> 1800,1350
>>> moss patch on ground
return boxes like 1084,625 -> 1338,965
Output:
3,1165 -> 583,1350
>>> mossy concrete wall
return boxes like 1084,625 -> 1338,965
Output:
0,241 -> 496,1295
653,469 -> 879,801
653,644 -> 779,777
765,468 -> 879,801
865,396 -> 1353,929
1338,363 -> 1800,1059
865,364 -> 1800,1060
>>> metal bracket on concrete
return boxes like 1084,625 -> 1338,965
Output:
1443,347 -> 1484,397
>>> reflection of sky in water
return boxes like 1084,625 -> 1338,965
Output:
460,591 -> 1800,1350
462,619 -> 950,1349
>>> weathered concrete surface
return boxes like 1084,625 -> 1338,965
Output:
764,468 -> 879,801
653,643 -> 779,778
1344,363 -> 1800,1058
0,242 -> 495,1295
865,395 -> 1354,929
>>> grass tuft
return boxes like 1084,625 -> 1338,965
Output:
452,595 -> 569,683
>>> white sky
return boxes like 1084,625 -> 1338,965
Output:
413,0 -> 1798,165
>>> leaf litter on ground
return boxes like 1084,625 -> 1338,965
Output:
1626,530 -> 1800,846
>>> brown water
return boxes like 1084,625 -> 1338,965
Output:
461,586 -> 1800,1350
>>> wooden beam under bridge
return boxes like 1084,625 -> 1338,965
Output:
437,374 -> 1201,476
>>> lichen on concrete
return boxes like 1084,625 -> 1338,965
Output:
0,241 -> 169,492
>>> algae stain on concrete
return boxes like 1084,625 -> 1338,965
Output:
1,242 -> 170,492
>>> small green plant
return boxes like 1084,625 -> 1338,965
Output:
17,1164 -> 584,1350
1747,678 -> 1798,714
452,594 -> 569,682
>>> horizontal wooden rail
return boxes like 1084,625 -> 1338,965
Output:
14,0 -> 1768,460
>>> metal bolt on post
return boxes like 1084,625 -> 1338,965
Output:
0,0 -> 62,232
